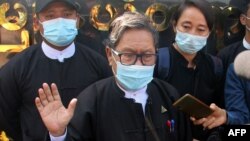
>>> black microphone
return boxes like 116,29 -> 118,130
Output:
234,50 -> 250,79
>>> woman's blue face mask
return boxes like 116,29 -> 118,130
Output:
175,29 -> 208,54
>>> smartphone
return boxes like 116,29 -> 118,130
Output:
173,94 -> 213,119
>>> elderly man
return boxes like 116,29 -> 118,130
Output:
35,12 -> 192,141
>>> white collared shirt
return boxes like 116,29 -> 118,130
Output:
243,37 -> 250,50
41,41 -> 75,62
118,84 -> 148,114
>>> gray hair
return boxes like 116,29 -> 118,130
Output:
104,12 -> 159,49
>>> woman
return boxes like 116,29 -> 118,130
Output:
154,0 -> 224,140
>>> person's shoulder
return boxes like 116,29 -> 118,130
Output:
3,44 -> 41,66
92,77 -> 114,87
0,44 -> 42,74
227,63 -> 234,72
151,78 -> 174,88
20,43 -> 41,52
77,77 -> 115,99
218,41 -> 243,56
80,77 -> 114,92
75,42 -> 106,59
225,63 -> 240,83
227,40 -> 242,47
202,53 -> 224,77
150,78 -> 180,99
199,51 -> 221,65
11,44 -> 41,58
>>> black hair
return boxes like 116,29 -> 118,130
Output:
171,0 -> 214,31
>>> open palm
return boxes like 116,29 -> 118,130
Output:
35,83 -> 77,136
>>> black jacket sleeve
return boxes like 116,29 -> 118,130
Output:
0,55 -> 25,140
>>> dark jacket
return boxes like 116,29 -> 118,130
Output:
0,42 -> 112,141
63,77 -> 192,141
217,41 -> 246,75
224,64 -> 250,124
154,45 -> 224,141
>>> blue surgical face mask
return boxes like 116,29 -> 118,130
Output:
112,54 -> 155,91
40,18 -> 78,47
175,29 -> 208,54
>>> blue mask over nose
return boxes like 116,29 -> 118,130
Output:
112,54 -> 155,91
175,29 -> 208,54
40,18 -> 78,47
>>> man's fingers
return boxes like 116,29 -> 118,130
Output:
38,88 -> 48,106
67,98 -> 77,117
210,103 -> 219,112
43,83 -> 54,102
51,83 -> 61,101
35,97 -> 44,112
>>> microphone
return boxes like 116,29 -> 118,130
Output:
233,50 -> 250,79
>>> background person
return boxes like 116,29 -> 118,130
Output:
154,0 -> 224,140
218,0 -> 250,76
191,0 -> 250,130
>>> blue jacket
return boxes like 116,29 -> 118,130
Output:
225,63 -> 250,124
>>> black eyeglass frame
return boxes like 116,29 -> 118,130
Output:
111,49 -> 157,66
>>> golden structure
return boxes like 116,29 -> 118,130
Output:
0,2 -> 29,52
0,131 -> 12,141
90,4 -> 118,31
145,3 -> 169,32
124,3 -> 136,12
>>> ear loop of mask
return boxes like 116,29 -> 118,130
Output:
38,20 -> 45,37
111,49 -> 118,75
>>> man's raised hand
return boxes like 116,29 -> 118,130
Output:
35,83 -> 77,136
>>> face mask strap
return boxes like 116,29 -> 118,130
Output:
110,48 -> 120,75
111,49 -> 118,64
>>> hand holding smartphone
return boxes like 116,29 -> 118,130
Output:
173,94 -> 213,119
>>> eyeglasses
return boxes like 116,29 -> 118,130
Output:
112,49 -> 157,66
